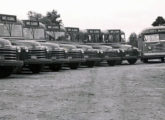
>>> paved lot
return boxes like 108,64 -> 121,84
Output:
0,62 -> 165,120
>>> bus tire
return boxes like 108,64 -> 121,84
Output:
0,66 -> 14,78
127,59 -> 137,65
107,60 -> 116,66
49,64 -> 62,71
141,59 -> 148,63
86,61 -> 95,68
116,60 -> 122,65
161,57 -> 164,62
69,63 -> 79,69
29,64 -> 42,74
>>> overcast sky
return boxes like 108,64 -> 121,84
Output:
0,0 -> 165,39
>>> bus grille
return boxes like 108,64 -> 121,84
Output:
51,50 -> 65,59
28,49 -> 46,59
67,51 -> 83,58
85,51 -> 99,58
0,49 -> 17,60
104,51 -> 119,57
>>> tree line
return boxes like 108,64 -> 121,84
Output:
27,10 -> 63,26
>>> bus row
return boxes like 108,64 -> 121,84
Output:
1,14 -> 165,78
0,38 -> 139,78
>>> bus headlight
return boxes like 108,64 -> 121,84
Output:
121,49 -> 125,52
24,47 -> 29,52
99,50 -> 104,54
64,50 -> 68,53
148,46 -> 151,50
117,49 -> 120,53
17,48 -> 21,53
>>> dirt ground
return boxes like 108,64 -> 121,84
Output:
0,62 -> 165,120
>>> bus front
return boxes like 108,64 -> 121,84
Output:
139,26 -> 165,63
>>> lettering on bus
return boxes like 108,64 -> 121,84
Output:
0,14 -> 17,22
88,30 -> 100,34
108,30 -> 120,34
47,25 -> 60,31
66,28 -> 79,32
23,20 -> 39,28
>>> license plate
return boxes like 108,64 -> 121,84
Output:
105,56 -> 109,58
68,56 -> 72,59
52,56 -> 56,59
0,56 -> 4,60
31,56 -> 37,59
126,54 -> 130,57
84,55 -> 89,58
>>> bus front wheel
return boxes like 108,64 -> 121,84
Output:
141,59 -> 148,63
161,57 -> 164,62
127,59 -> 137,65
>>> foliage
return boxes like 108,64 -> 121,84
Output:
128,33 -> 138,47
27,10 -> 63,26
152,16 -> 165,26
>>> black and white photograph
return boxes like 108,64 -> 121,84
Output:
0,0 -> 165,119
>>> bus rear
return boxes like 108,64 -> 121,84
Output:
138,26 -> 165,63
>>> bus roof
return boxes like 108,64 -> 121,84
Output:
140,26 -> 165,34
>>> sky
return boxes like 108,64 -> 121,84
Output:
0,0 -> 165,39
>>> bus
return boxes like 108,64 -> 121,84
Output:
65,27 -> 80,42
138,26 -> 165,63
102,29 -> 139,65
102,29 -> 125,43
80,29 -> 102,43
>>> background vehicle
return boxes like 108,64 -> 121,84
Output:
11,40 -> 50,73
90,44 -> 121,66
59,44 -> 85,69
80,29 -> 102,43
65,27 -> 80,42
0,38 -> 23,78
109,43 -> 139,64
76,44 -> 102,67
102,29 -> 139,65
41,42 -> 68,71
138,26 -> 165,63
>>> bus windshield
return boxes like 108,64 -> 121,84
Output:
144,33 -> 165,42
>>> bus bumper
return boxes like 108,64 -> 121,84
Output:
0,60 -> 23,67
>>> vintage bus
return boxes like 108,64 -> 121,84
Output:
102,29 -> 139,64
46,24 -> 65,41
65,27 -> 80,42
80,29 -> 103,43
102,29 -> 125,43
138,26 -> 165,63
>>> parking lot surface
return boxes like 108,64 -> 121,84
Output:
0,62 -> 165,120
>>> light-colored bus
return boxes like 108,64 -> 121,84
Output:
138,26 -> 165,63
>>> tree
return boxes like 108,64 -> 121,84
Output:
40,10 -> 63,26
27,11 -> 42,21
152,16 -> 165,26
129,33 -> 138,47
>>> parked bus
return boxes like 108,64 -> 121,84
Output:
65,27 -> 80,42
138,26 -> 165,63
102,29 -> 125,43
80,29 -> 102,43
